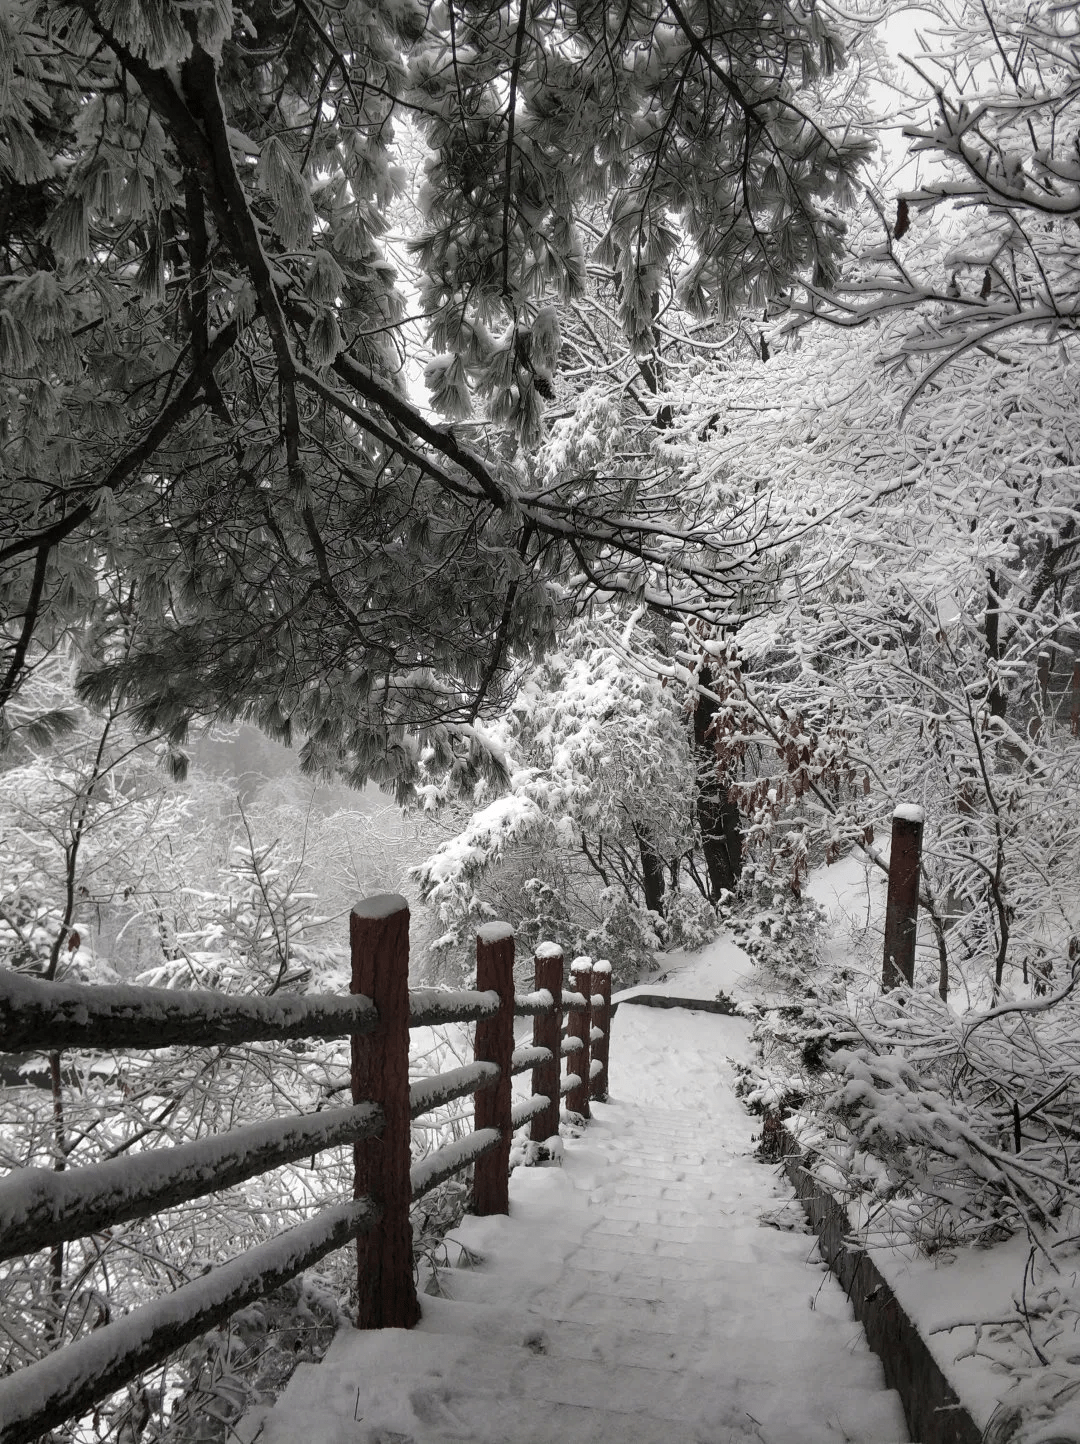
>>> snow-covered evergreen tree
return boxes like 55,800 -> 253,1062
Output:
0,0 -> 870,792
412,615 -> 715,980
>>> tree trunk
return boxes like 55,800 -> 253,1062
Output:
634,823 -> 666,915
694,669 -> 742,900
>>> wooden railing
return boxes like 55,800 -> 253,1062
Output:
0,895 -> 612,1444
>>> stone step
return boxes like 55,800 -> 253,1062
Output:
416,1291 -> 881,1373
429,1249 -> 840,1307
252,1311 -> 908,1444
416,1292 -> 706,1371
243,1010 -> 912,1444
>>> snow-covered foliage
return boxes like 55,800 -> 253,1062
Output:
805,1 -> 1080,383
723,859 -> 829,990
412,618 -> 707,983
654,162 -> 1080,1434
753,971 -> 1080,1444
0,0 -> 870,792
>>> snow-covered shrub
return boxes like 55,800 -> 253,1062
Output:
413,617 -> 698,982
776,963 -> 1080,1444
807,981 -> 1080,1253
412,1176 -> 473,1292
581,890 -> 664,988
722,857 -> 828,990
149,1275 -> 344,1444
661,886 -> 719,952
426,864 -> 664,990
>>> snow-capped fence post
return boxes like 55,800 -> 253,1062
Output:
882,806 -> 924,991
472,922 -> 515,1215
531,942 -> 564,1144
566,957 -> 593,1118
590,960 -> 612,1103
350,895 -> 421,1330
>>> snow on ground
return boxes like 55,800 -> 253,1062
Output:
245,932 -> 909,1444
607,878 -> 1033,1436
616,930 -> 756,1005
866,1230 -> 1032,1436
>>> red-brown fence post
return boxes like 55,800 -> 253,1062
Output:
531,942 -> 564,1144
566,956 -> 592,1119
882,806 -> 924,991
590,959 -> 612,1103
351,894 -> 420,1330
1038,650 -> 1051,707
473,922 -> 515,1215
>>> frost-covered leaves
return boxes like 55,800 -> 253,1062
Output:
0,0 -> 705,787
748,973 -> 1080,1438
0,0 -> 869,796
424,353 -> 472,420
806,1 -> 1080,371
407,0 -> 869,439
412,616 -> 697,974
256,134 -> 317,252
0,0 -> 555,779
0,2 -> 53,185
0,1 -> 184,523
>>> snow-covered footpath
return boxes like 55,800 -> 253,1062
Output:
243,939 -> 909,1444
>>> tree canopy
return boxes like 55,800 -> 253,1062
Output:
0,0 -> 868,789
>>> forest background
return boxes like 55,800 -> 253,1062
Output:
4,0 -> 1080,1439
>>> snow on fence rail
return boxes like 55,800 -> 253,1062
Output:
0,971 -> 380,1052
0,1103 -> 385,1263
0,897 -> 613,1444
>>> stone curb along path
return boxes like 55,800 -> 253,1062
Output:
245,1004 -> 916,1444
781,1141 -> 981,1444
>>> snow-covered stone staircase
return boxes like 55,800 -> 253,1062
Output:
245,1007 -> 910,1444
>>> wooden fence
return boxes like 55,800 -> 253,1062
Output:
0,895 -> 612,1444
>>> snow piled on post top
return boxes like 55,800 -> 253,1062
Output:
892,804 -> 925,825
534,941 -> 563,959
352,893 -> 409,919
476,921 -> 514,944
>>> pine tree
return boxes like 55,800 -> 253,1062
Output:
0,0 -> 870,788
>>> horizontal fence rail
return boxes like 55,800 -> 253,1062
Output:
410,1128 -> 502,1200
511,1044 -> 552,1074
0,1103 -> 384,1262
511,1094 -> 551,1129
0,1199 -> 381,1444
408,988 -> 499,1028
409,1061 -> 499,1118
0,971 -> 379,1052
0,892 -> 614,1444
